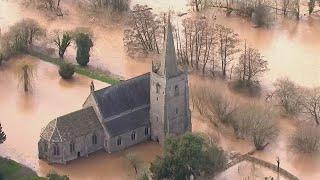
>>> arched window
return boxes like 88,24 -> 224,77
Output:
53,144 -> 60,156
131,131 -> 136,141
117,137 -> 122,146
156,83 -> 160,94
44,143 -> 48,152
70,142 -> 75,153
144,127 -> 149,136
174,85 -> 179,96
92,134 -> 97,145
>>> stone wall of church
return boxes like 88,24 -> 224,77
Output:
38,129 -> 105,164
150,71 -> 192,144
106,126 -> 150,153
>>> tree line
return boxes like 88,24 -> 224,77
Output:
124,6 -> 268,90
191,78 -> 320,154
189,0 -> 320,20
0,19 -> 95,93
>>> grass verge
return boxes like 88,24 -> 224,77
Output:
29,50 -> 120,85
0,157 -> 43,180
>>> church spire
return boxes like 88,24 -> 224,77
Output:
158,14 -> 179,78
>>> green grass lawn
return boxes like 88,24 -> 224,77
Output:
0,157 -> 43,180
29,50 -> 121,85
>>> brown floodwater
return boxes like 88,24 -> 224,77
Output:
215,161 -> 287,180
0,0 -> 320,179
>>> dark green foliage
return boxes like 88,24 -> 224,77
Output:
0,157 -> 43,180
309,0 -> 316,14
47,172 -> 69,180
138,171 -> 149,180
252,5 -> 272,27
0,123 -> 6,144
75,32 -> 93,66
29,50 -> 120,85
59,63 -> 75,79
0,54 -> 3,65
53,32 -> 72,59
150,133 -> 227,180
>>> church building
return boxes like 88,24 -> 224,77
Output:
38,20 -> 192,164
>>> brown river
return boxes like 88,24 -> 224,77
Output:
0,0 -> 319,179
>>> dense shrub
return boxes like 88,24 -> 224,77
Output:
191,82 -> 237,124
231,79 -> 261,97
231,102 -> 278,150
0,19 -> 44,60
252,5 -> 272,27
59,63 -> 75,79
75,32 -> 93,66
150,133 -> 227,179
290,125 -> 320,153
273,78 -> 303,116
47,171 -> 70,180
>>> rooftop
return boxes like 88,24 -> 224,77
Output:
40,107 -> 102,142
93,73 -> 150,120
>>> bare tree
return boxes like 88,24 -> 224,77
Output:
301,88 -> 320,126
191,81 -> 237,124
176,16 -> 216,76
215,24 -> 240,78
15,61 -> 36,93
88,0 -> 130,12
189,0 -> 213,12
124,153 -> 142,177
236,43 -> 268,86
290,124 -> 320,153
52,30 -> 72,59
273,78 -> 303,116
232,101 -> 278,150
281,0 -> 291,16
0,19 -> 44,59
123,5 -> 162,56
23,0 -> 60,11
291,0 -> 300,19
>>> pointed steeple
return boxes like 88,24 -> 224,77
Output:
158,14 -> 179,78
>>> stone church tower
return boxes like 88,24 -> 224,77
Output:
150,18 -> 192,144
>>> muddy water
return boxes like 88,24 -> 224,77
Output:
0,0 -> 320,179
133,0 -> 320,88
216,161 -> 286,180
0,55 -> 161,179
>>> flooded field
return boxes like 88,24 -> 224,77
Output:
0,0 -> 320,179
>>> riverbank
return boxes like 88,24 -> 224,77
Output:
0,157 -> 43,180
29,50 -> 121,85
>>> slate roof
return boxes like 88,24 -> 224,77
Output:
40,107 -> 102,142
93,73 -> 150,119
104,106 -> 150,136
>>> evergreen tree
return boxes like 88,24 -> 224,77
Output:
75,32 -> 93,66
150,133 -> 227,180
